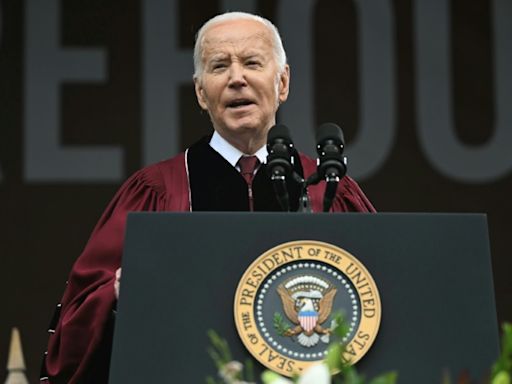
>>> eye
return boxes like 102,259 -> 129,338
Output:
211,62 -> 227,72
246,60 -> 262,68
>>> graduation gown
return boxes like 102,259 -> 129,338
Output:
41,137 -> 375,384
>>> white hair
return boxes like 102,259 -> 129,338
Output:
193,12 -> 287,80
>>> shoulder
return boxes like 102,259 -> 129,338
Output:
297,152 -> 376,212
127,152 -> 187,195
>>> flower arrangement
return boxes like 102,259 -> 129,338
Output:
206,316 -> 512,384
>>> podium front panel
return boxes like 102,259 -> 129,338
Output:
109,213 -> 498,383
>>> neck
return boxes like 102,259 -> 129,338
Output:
218,131 -> 267,155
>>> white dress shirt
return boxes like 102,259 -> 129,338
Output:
209,131 -> 267,173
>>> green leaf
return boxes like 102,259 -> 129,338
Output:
342,367 -> 365,384
326,312 -> 400,384
330,312 -> 350,341
207,329 -> 232,367
492,371 -> 511,384
493,323 -> 512,379
207,346 -> 223,370
273,312 -> 292,336
368,371 -> 398,384
326,343 -> 344,372
245,358 -> 255,382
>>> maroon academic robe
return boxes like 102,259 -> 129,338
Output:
42,149 -> 375,384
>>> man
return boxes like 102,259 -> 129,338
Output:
41,12 -> 375,384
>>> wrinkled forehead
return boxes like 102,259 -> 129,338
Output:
201,20 -> 275,59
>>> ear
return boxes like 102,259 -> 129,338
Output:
194,76 -> 208,110
277,64 -> 290,104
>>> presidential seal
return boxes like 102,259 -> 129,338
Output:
234,240 -> 381,377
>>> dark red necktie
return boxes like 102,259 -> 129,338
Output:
238,156 -> 260,211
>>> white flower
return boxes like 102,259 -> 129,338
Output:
219,361 -> 244,383
298,363 -> 330,384
261,364 -> 330,384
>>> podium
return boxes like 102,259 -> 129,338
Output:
109,212 -> 499,383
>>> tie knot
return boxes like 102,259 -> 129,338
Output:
238,155 -> 260,185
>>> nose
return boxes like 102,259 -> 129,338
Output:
228,63 -> 247,88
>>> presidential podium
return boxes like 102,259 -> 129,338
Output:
109,213 -> 499,383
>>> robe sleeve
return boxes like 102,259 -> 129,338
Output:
43,165 -> 167,384
298,153 -> 376,213
330,176 -> 376,213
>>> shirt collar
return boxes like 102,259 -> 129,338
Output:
209,131 -> 268,167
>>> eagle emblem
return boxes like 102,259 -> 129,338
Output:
276,275 -> 337,347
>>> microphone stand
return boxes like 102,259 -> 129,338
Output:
292,172 -> 312,213
322,173 -> 341,213
269,168 -> 290,212
270,164 -> 311,213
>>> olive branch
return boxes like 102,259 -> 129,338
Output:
273,312 -> 291,336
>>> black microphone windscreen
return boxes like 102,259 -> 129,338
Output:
268,124 -> 292,144
316,123 -> 344,145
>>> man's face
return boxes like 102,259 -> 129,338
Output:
194,19 -> 290,150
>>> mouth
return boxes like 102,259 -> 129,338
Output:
226,98 -> 256,109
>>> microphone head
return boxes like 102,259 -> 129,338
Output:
266,124 -> 294,178
315,122 -> 347,180
268,124 -> 292,145
316,123 -> 344,146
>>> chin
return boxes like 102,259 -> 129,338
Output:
226,120 -> 262,134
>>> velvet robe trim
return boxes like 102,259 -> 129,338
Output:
187,136 -> 304,211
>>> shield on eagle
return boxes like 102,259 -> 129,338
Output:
298,310 -> 318,332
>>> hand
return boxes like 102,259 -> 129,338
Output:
114,268 -> 122,300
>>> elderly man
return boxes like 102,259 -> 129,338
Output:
41,12 -> 374,384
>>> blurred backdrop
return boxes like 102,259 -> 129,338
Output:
1,0 -> 511,382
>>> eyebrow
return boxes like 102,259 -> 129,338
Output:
208,53 -> 229,62
207,49 -> 266,60
204,50 -> 268,69
244,52 -> 265,61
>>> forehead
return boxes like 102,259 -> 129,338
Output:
201,19 -> 274,58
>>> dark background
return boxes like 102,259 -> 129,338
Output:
1,0 -> 510,382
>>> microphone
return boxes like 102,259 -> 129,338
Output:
266,124 -> 293,211
316,123 -> 347,212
